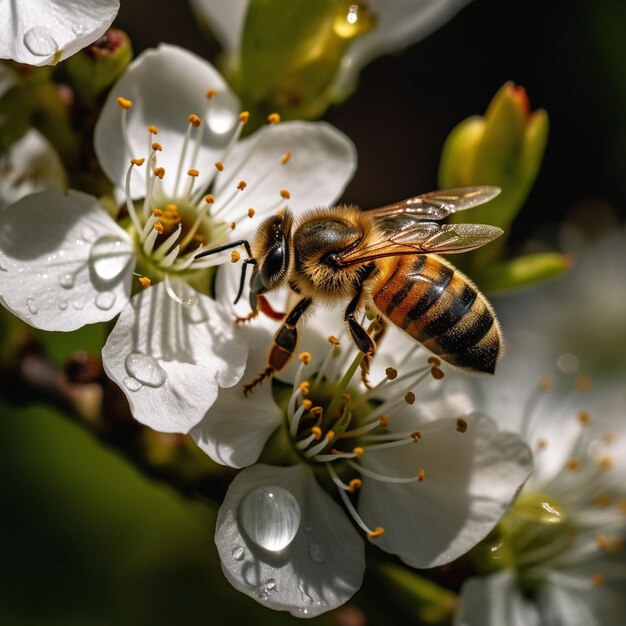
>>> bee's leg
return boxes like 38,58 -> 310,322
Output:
234,295 -> 286,324
360,315 -> 387,389
345,296 -> 376,357
243,297 -> 313,396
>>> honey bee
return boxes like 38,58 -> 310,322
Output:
197,186 -> 503,394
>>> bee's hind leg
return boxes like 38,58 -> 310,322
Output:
235,294 -> 286,325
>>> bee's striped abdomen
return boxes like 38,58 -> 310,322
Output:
372,255 -> 500,373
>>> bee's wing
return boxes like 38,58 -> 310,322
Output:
367,186 -> 501,221
337,222 -> 503,267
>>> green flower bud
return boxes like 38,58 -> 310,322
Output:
64,29 -> 133,105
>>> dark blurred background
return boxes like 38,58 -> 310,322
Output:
2,1 -> 625,624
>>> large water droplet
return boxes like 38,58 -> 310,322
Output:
308,543 -> 326,563
123,377 -> 143,392
59,273 -> 75,289
231,545 -> 245,561
207,96 -> 238,135
89,235 -> 132,283
23,26 -> 58,57
125,353 -> 167,388
26,297 -> 38,314
95,291 -> 116,311
239,485 -> 300,552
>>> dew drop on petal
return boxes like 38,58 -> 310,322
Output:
123,377 -> 143,392
299,585 -> 313,605
72,298 -> 85,310
59,273 -> 75,289
58,300 -> 68,311
95,291 -> 116,311
231,545 -> 245,561
23,26 -> 58,57
239,485 -> 300,552
125,353 -> 167,388
309,543 -> 326,563
89,235 -> 133,282
26,298 -> 38,314
206,100 -> 238,135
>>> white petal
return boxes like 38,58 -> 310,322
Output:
95,44 -> 240,198
0,0 -> 119,66
102,281 -> 247,433
455,572 -> 541,626
215,464 -> 365,617
190,325 -> 282,468
213,121 -> 356,231
0,189 -> 133,331
358,412 -> 532,567
334,0 -> 472,96
188,0 -> 248,56
0,129 -> 66,209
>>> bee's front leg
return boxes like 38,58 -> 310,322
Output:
243,297 -> 313,396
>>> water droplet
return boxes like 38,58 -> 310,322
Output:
59,273 -> 75,289
81,225 -> 96,242
265,578 -> 276,591
299,585 -> 313,605
89,235 -> 133,282
557,353 -> 580,374
26,297 -> 38,314
123,377 -> 142,392
58,300 -> 68,311
239,485 -> 300,552
72,298 -> 85,310
125,353 -> 167,388
255,578 -> 277,599
231,545 -> 245,561
308,543 -> 326,563
95,291 -> 116,311
23,26 -> 58,57
180,297 -> 198,308
207,96 -> 238,135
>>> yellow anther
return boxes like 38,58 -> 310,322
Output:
299,381 -> 310,394
117,97 -> 132,109
599,455 -> 614,471
456,418 -> 468,433
138,276 -> 151,288
537,437 -> 548,450
203,194 -> 214,205
153,167 -> 165,179
404,391 -> 415,405
431,366 -> 444,380
281,151 -> 292,164
353,447 -> 364,458
594,494 -> 611,507
247,208 -> 255,218
328,335 -> 340,346
154,222 -> 164,235
311,426 -> 322,440
367,527 -> 385,539
427,356 -> 442,367
147,125 -> 158,135
163,204 -> 180,219
577,375 -> 592,392
188,168 -> 200,177
280,189 -> 291,199
326,431 -> 335,442
299,352 -> 312,364
302,399 -> 313,410
230,221 -> 236,230
131,158 -> 145,166
239,111 -> 250,123
348,479 -> 362,493
152,142 -> 162,151
417,468 -> 426,481
267,112 -> 281,124
385,367 -> 397,380
566,457 -> 580,471
591,573 -> 605,587
577,410 -> 591,425
538,377 -> 552,391
205,88 -> 217,99
603,431 -> 616,444
411,431 -> 421,442
596,536 -> 609,551
237,180 -> 247,190
152,209 -> 163,217
379,415 -> 389,428
230,250 -> 241,263
215,161 -> 224,171
188,114 -> 202,127
309,406 -> 324,416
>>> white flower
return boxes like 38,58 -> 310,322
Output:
0,0 -> 120,66
452,335 -> 626,626
188,0 -> 473,97
194,309 -> 532,616
0,44 -> 356,433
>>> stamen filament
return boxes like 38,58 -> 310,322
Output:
347,460 -> 423,484
153,224 -> 182,260
325,351 -> 363,421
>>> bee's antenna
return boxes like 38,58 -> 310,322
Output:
235,258 -> 256,305
194,239 -> 252,260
